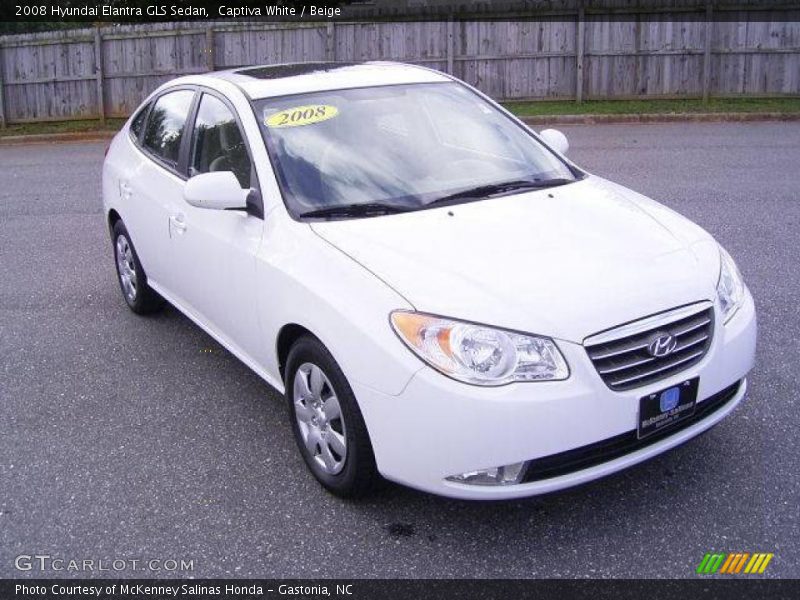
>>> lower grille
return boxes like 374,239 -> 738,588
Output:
585,304 -> 715,391
520,380 -> 741,483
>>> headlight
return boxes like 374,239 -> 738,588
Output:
390,311 -> 569,385
717,245 -> 746,324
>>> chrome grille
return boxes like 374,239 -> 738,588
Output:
585,304 -> 714,391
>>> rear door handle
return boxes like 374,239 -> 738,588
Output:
119,180 -> 133,200
169,214 -> 187,235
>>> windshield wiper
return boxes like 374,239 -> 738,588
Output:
299,202 -> 413,220
427,178 -> 575,207
298,178 -> 575,218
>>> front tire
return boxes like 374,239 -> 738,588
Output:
285,336 -> 379,498
112,220 -> 164,315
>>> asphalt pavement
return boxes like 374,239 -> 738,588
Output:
1,122 -> 798,578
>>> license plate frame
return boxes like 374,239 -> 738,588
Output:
638,378 -> 699,439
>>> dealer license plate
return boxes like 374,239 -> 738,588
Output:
638,378 -> 699,439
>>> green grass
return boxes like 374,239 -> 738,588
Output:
1,98 -> 798,137
503,97 -> 800,117
0,118 -> 125,138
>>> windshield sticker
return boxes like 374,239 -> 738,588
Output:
265,105 -> 339,128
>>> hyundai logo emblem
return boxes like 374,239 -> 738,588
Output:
647,332 -> 678,357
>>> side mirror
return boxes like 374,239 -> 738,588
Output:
539,128 -> 569,155
184,171 -> 248,211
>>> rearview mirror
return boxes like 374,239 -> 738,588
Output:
184,171 -> 248,211
539,128 -> 569,155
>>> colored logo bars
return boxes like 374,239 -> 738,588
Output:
696,552 -> 774,575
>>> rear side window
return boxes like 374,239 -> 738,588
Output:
190,94 -> 252,188
129,102 -> 150,139
142,90 -> 195,167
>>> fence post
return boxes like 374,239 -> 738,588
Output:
94,27 -> 105,124
446,17 -> 454,75
326,22 -> 336,61
205,27 -> 215,71
576,4 -> 585,103
702,0 -> 713,103
0,43 -> 6,128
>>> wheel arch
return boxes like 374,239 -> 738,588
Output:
107,208 -> 123,236
276,323 -> 318,382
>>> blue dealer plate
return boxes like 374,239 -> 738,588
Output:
638,378 -> 699,439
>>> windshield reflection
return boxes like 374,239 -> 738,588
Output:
257,82 -> 577,218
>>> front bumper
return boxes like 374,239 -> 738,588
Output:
354,292 -> 756,500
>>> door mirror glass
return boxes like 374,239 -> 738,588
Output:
539,128 -> 569,155
184,171 -> 249,211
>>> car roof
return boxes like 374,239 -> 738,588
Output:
202,61 -> 451,100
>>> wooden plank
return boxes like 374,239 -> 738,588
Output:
455,52 -> 576,61
703,0 -> 713,102
576,4 -> 585,102
0,37 -> 94,48
714,47 -> 800,55
2,74 -> 97,85
102,67 -> 209,80
0,45 -> 5,128
586,49 -> 705,57
205,28 -> 215,71
326,22 -> 336,61
102,29 -> 207,42
446,18 -> 454,74
94,28 -> 105,124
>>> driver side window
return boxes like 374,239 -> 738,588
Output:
190,94 -> 252,189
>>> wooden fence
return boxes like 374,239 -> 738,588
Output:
0,5 -> 798,126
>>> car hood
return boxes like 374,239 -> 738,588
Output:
310,176 -> 721,342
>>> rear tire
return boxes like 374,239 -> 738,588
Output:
285,335 -> 380,498
112,220 -> 164,315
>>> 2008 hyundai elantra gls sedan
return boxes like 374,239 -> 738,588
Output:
102,62 -> 756,499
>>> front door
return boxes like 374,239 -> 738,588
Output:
166,92 -> 265,361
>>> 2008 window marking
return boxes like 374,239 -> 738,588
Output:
266,105 -> 339,128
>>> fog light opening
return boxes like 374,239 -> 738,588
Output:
446,461 -> 528,486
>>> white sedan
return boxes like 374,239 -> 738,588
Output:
102,62 -> 756,499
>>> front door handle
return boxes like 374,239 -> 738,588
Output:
169,214 -> 187,236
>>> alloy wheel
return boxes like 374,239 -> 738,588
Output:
293,362 -> 347,475
115,235 -> 138,302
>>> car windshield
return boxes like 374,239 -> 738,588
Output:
255,82 -> 578,219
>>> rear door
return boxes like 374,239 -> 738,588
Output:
122,88 -> 197,288
165,90 -> 265,359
